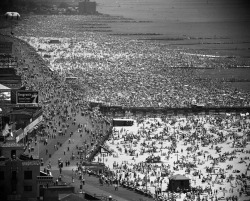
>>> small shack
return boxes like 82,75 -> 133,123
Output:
168,174 -> 190,192
48,39 -> 61,44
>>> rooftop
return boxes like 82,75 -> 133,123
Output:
22,160 -> 40,166
59,194 -> 89,201
0,158 -> 40,166
0,83 -> 10,90
169,174 -> 190,180
0,141 -> 25,148
0,161 -> 6,166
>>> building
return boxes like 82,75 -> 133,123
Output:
78,0 -> 96,15
0,55 -> 17,68
168,174 -> 190,192
10,106 -> 42,130
0,105 -> 43,144
0,136 -> 53,201
0,67 -> 43,146
0,68 -> 22,90
0,67 -> 22,118
0,83 -> 11,133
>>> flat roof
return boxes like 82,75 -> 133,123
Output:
22,160 -> 40,166
0,141 -> 25,148
113,119 -> 134,121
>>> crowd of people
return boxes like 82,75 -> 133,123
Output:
93,114 -> 250,200
1,14 -> 250,201
8,34 -> 112,168
8,14 -> 250,108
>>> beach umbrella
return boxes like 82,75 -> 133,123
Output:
4,12 -> 20,20
4,12 -> 21,35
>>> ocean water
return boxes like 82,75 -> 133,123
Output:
95,0 -> 250,57
98,0 -> 250,22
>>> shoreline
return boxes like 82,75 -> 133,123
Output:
2,13 -> 250,107
2,11 -> 250,59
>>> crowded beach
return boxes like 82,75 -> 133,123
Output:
2,13 -> 250,201
11,15 -> 250,108
92,115 -> 250,200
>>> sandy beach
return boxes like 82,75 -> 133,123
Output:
93,115 -> 250,200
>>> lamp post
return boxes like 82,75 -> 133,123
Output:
80,171 -> 85,198
80,179 -> 85,198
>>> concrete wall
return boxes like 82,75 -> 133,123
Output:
43,186 -> 75,201
0,146 -> 25,159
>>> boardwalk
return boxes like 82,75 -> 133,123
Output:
50,165 -> 154,201
26,110 -> 154,201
